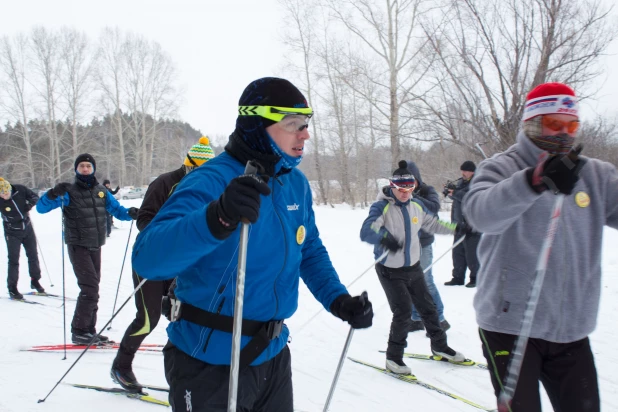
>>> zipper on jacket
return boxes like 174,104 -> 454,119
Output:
90,189 -> 101,243
203,297 -> 226,353
10,197 -> 25,230
271,180 -> 287,319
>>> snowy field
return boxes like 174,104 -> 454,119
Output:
1,201 -> 617,411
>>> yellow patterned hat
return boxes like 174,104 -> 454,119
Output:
184,136 -> 215,167
0,178 -> 11,195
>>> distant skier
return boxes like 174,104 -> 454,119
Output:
465,83 -> 613,411
360,160 -> 468,375
37,154 -> 138,345
0,178 -> 44,299
111,137 -> 215,392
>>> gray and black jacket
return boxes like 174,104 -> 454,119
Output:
464,131 -> 618,343
0,184 -> 39,233
360,187 -> 456,268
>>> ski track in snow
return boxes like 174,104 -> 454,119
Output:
0,201 -> 616,411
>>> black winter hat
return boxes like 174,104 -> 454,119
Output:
74,153 -> 96,172
392,160 -> 413,178
103,179 -> 110,185
460,160 -> 476,172
236,77 -> 309,153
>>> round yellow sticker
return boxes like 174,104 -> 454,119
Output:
5,207 -> 10,212
412,216 -> 419,224
575,191 -> 590,208
98,191 -> 105,198
296,225 -> 306,245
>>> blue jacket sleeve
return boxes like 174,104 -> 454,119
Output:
105,191 -> 132,221
131,167 -> 228,281
360,200 -> 389,245
299,189 -> 348,311
36,192 -> 69,213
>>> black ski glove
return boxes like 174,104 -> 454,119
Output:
206,174 -> 271,240
128,207 -> 139,220
380,231 -> 402,252
46,182 -> 71,200
526,145 -> 584,195
330,292 -> 373,329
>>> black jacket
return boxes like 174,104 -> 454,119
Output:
406,161 -> 441,247
450,177 -> 471,224
137,167 -> 186,232
63,178 -> 109,248
0,184 -> 39,233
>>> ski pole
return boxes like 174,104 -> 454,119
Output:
32,222 -> 54,287
323,291 -> 368,412
422,234 -> 466,275
107,220 -> 134,331
498,195 -> 564,412
296,250 -> 388,336
38,278 -> 147,404
61,203 -> 66,360
228,160 -> 259,412
475,143 -> 488,159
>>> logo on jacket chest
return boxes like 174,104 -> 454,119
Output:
98,191 -> 105,198
287,203 -> 300,211
412,216 -> 419,224
575,191 -> 590,208
296,225 -> 306,245
5,207 -> 10,212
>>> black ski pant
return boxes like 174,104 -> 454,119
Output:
114,270 -> 173,368
376,262 -> 447,360
5,225 -> 41,289
106,212 -> 112,236
68,245 -> 102,334
479,328 -> 600,412
451,232 -> 480,283
163,341 -> 293,412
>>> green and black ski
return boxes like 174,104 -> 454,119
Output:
348,358 -> 496,411
69,383 -> 170,407
378,350 -> 488,370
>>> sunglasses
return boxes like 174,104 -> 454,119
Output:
238,105 -> 314,123
542,115 -> 580,134
390,179 -> 416,193
278,115 -> 311,133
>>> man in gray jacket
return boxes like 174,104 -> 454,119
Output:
464,82 -> 611,412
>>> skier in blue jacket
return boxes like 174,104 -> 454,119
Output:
132,77 -> 373,412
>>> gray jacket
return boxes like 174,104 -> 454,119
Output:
464,131 -> 618,343
360,187 -> 456,268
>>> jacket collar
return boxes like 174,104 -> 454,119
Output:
225,131 -> 291,178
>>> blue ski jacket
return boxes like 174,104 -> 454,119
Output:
132,150 -> 348,366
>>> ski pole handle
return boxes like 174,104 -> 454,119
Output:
240,160 -> 260,224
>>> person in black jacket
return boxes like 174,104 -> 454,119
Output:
36,154 -> 139,344
405,162 -> 450,333
444,161 -> 481,287
0,178 -> 44,299
111,137 -> 215,392
103,179 -> 120,237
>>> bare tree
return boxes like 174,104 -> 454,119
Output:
0,34 -> 36,186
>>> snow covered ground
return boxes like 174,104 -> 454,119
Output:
0,201 -> 617,411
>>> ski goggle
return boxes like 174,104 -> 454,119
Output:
278,115 -> 311,133
390,177 -> 416,193
542,115 -> 580,134
238,105 -> 314,123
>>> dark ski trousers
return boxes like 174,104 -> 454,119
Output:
115,271 -> 173,368
376,262 -> 447,360
68,245 -> 102,334
479,328 -> 600,412
451,232 -> 480,283
5,225 -> 41,289
106,212 -> 112,236
163,342 -> 293,412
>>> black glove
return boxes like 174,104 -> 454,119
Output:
456,222 -> 473,234
416,183 -> 429,198
46,182 -> 71,200
526,145 -> 584,195
207,174 -> 271,239
330,292 -> 373,329
128,207 -> 139,220
380,232 -> 402,252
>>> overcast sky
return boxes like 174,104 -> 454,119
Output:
1,0 -> 617,140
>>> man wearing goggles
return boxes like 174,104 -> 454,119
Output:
361,160 -> 469,375
464,82 -> 613,411
133,77 -> 372,411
